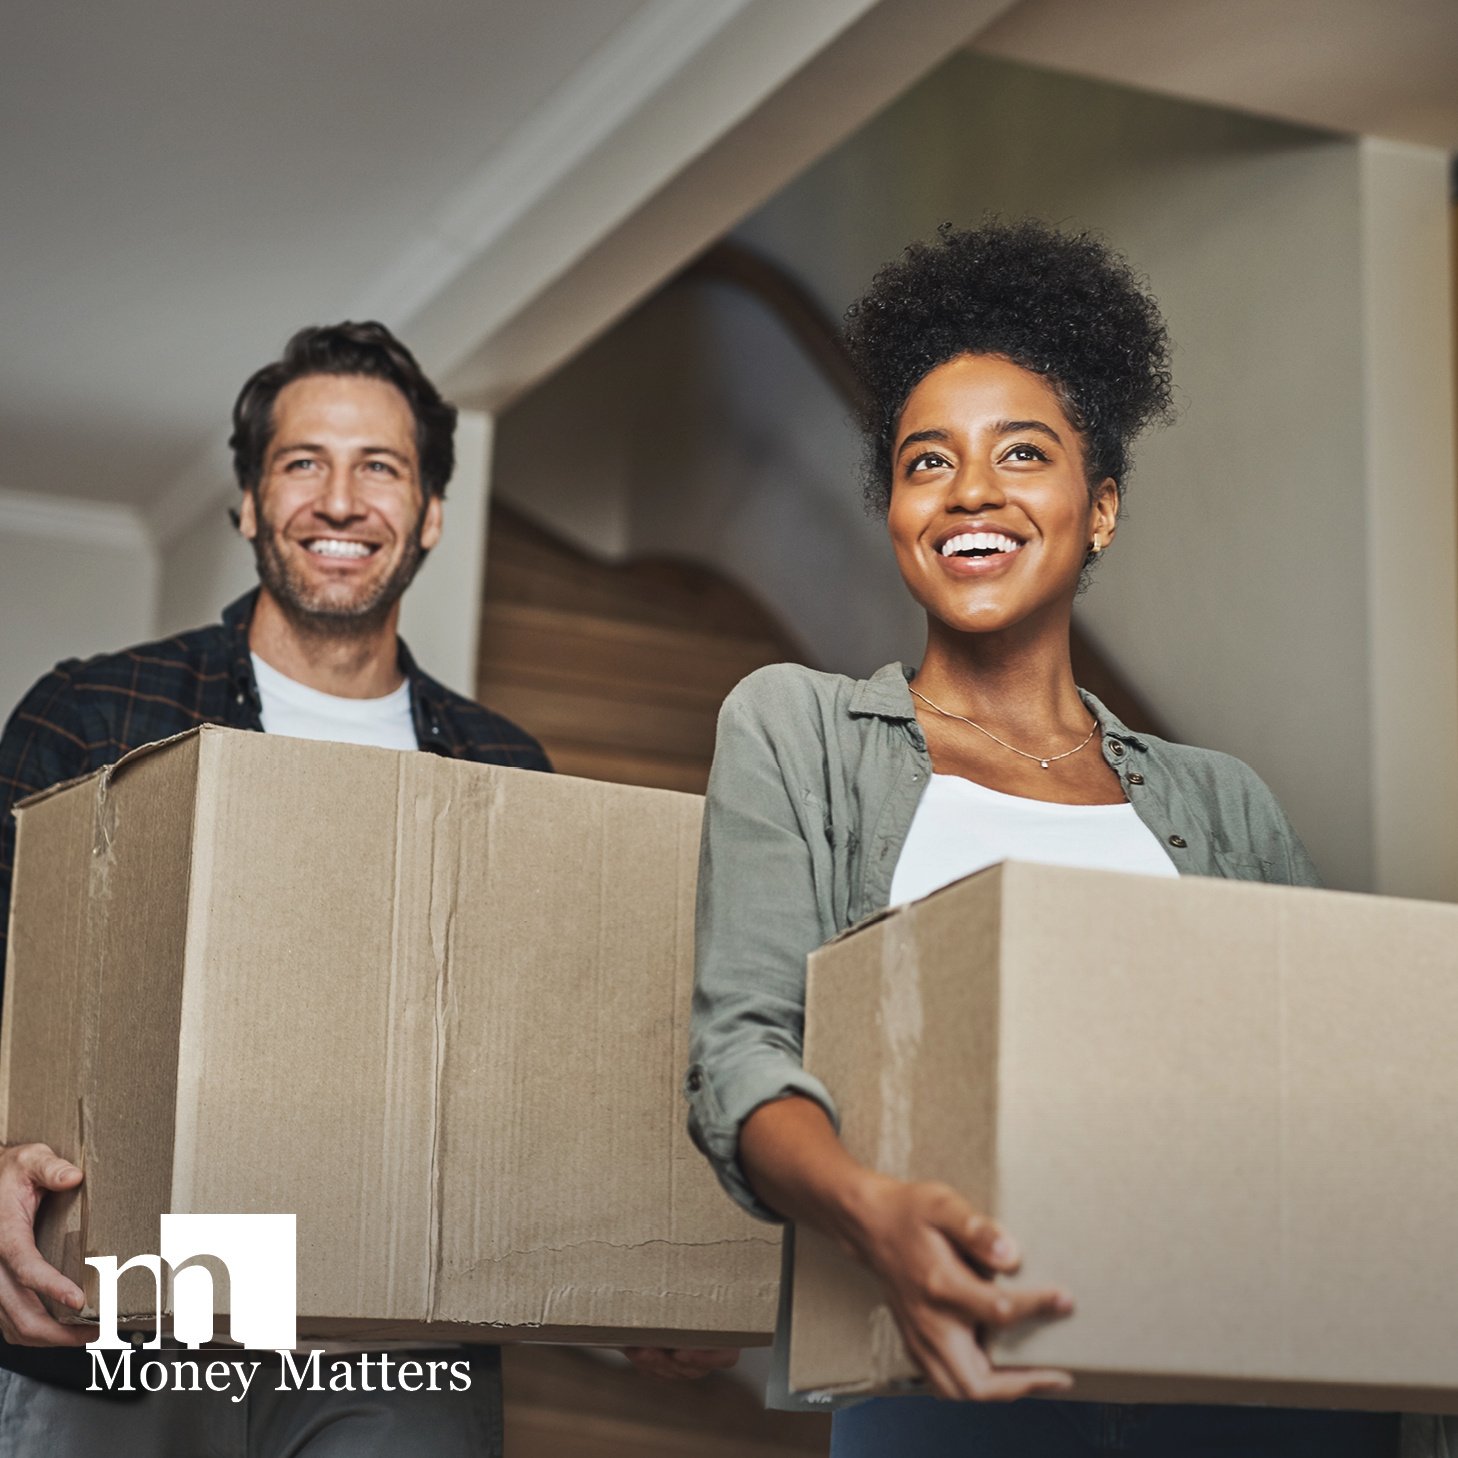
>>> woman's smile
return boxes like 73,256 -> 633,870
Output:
934,528 -> 1026,578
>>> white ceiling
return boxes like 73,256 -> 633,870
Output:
0,0 -> 659,511
5,0 -> 1454,531
975,0 -> 1458,151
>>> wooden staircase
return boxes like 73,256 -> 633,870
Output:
477,504 -> 805,793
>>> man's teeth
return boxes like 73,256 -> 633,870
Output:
306,539 -> 373,559
940,532 -> 1021,557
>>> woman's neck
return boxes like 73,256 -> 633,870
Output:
912,614 -> 1090,741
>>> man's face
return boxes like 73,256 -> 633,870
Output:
238,373 -> 443,633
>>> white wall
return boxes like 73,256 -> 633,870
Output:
497,53 -> 1458,896
0,495 -> 157,721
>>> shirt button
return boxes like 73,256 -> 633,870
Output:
235,692 -> 246,706
1127,772 -> 1145,785
686,1070 -> 704,1093
1168,834 -> 1187,849
1108,741 -> 1125,758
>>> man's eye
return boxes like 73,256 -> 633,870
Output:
284,458 -> 317,471
364,461 -> 398,475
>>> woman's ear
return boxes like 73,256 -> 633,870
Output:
1090,478 -> 1119,552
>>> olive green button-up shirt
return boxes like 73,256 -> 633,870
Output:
686,660 -> 1319,1221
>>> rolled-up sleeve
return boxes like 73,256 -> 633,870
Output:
686,672 -> 839,1221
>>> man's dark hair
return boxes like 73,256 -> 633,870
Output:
844,219 -> 1174,515
229,321 -> 458,498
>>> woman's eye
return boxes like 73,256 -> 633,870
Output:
907,451 -> 951,473
1001,443 -> 1048,463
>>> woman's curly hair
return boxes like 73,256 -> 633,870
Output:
844,219 -> 1174,515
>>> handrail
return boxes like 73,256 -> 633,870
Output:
671,240 -> 1169,739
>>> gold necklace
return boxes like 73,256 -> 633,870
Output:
909,686 -> 1100,769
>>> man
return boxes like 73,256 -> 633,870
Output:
0,322 -> 554,1453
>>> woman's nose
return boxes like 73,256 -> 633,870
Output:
946,460 -> 1006,513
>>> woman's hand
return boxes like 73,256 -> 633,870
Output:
844,1171 -> 1073,1402
738,1097 -> 1073,1403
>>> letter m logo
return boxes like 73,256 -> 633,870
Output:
85,1213 -> 295,1352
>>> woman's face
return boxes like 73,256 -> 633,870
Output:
886,353 -> 1118,639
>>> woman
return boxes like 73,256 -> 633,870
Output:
686,221 -> 1399,1456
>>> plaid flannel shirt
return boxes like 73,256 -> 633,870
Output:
0,589 -> 551,995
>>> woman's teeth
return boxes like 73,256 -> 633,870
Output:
940,532 -> 1021,558
306,539 -> 374,559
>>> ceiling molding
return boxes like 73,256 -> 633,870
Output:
144,0 -> 760,545
0,487 -> 154,553
348,0 -> 758,328
144,0 -> 986,541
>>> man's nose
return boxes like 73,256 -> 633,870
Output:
313,467 -> 365,522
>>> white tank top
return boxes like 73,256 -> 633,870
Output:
889,772 -> 1178,906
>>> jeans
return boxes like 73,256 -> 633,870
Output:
831,1396 -> 1400,1458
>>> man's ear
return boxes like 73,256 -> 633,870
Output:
237,489 -> 258,541
420,493 -> 443,552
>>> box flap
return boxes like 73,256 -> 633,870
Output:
13,725 -> 219,811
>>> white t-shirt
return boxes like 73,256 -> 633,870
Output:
252,653 -> 418,751
889,772 -> 1178,906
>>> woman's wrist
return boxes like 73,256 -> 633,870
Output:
823,1164 -> 898,1264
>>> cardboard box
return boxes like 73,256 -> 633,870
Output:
791,861 -> 1458,1412
0,726 -> 778,1346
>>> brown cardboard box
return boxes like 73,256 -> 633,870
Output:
0,726 -> 777,1345
791,860 -> 1458,1412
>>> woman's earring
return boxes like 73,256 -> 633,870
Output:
1089,536 -> 1102,556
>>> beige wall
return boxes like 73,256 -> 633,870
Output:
0,529 -> 156,719
500,53 -> 1458,896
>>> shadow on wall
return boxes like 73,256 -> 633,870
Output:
493,271 -> 924,682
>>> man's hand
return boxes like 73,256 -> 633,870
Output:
848,1174 -> 1074,1402
622,1346 -> 740,1381
0,1143 -> 96,1346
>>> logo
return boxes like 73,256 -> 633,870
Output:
82,1213 -> 472,1399
85,1213 -> 296,1350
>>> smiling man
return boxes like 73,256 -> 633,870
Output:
0,322 -> 550,1454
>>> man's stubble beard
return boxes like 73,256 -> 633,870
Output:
250,513 -> 429,640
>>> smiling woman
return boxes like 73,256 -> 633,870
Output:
686,220 -> 1400,1458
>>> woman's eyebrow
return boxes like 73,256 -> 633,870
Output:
895,428 -> 951,457
996,419 -> 1063,444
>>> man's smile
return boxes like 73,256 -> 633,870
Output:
300,537 -> 381,562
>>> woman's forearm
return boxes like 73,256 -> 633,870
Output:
737,1095 -> 886,1257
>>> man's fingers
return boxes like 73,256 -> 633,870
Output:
0,1237 -> 86,1312
665,1348 -> 738,1376
9,1145 -> 81,1194
0,1269 -> 95,1347
625,1346 -> 738,1381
